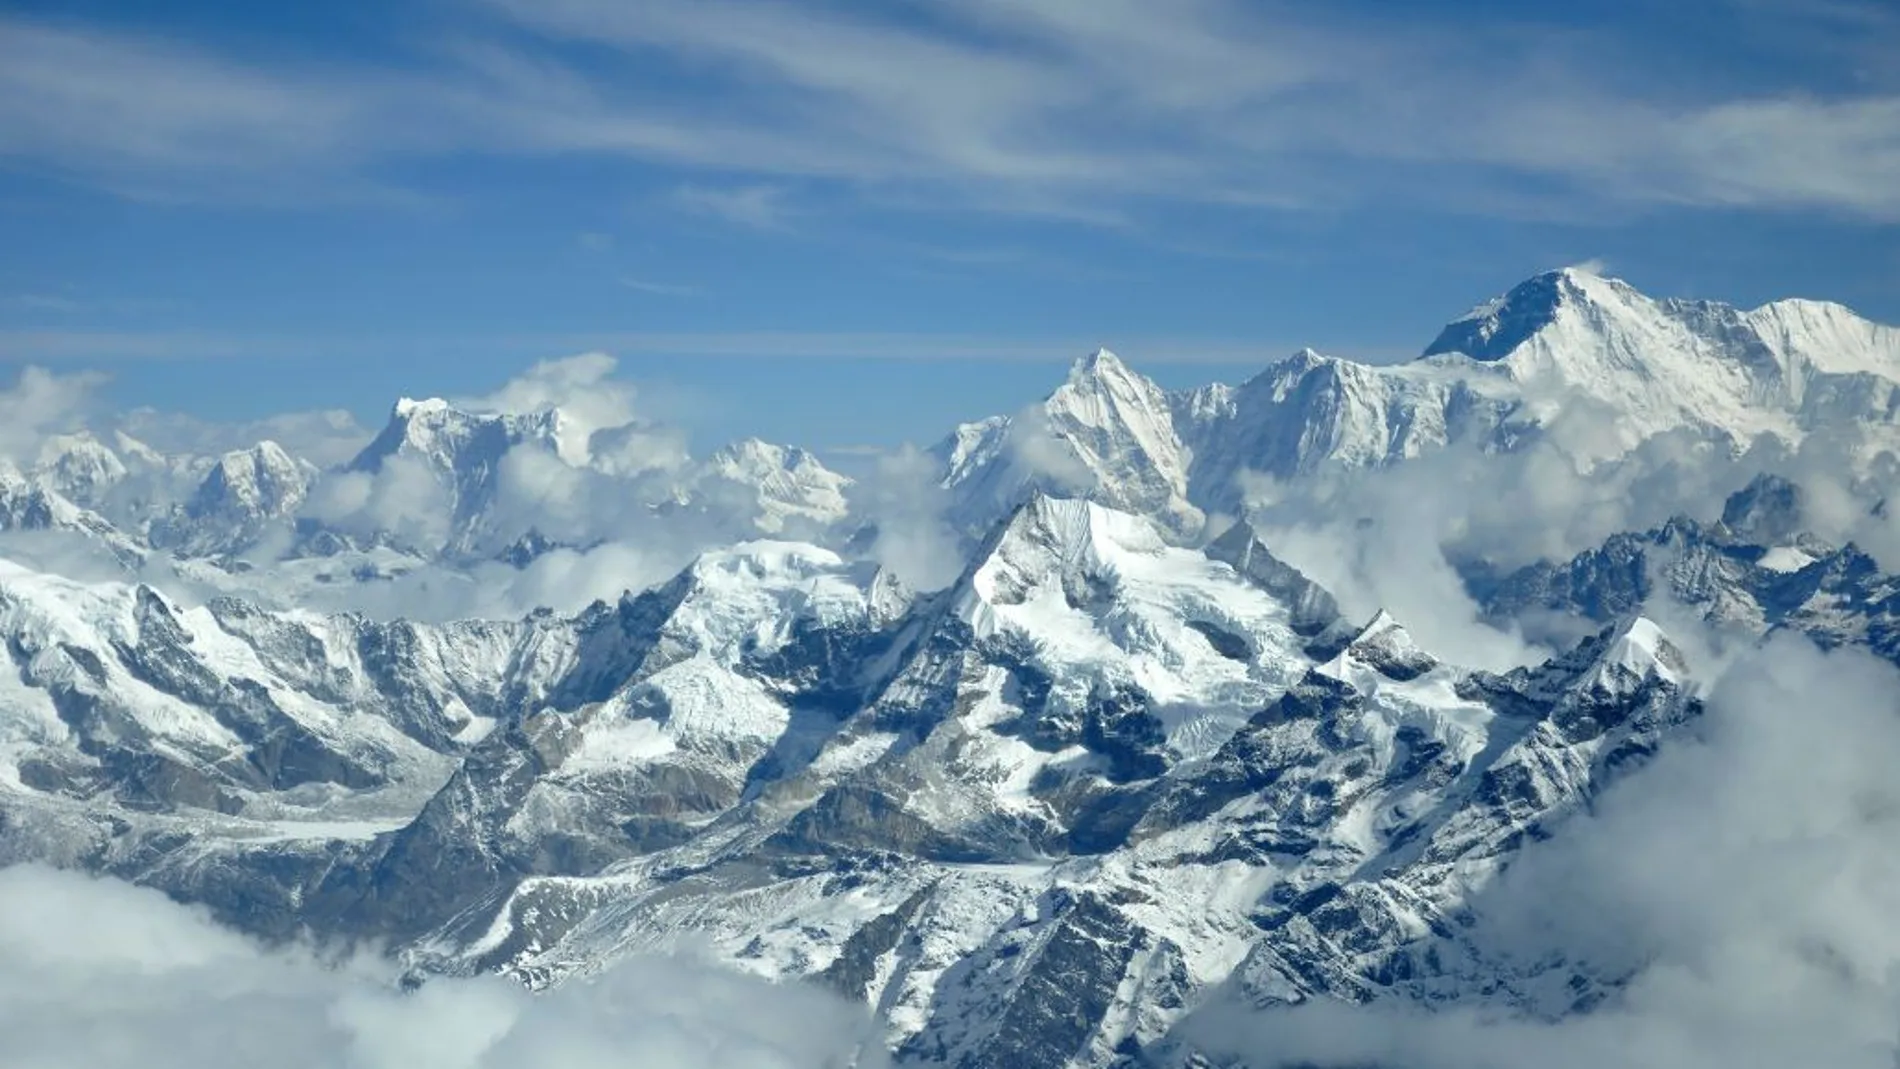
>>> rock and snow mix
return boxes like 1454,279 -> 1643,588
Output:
2,269 -> 1899,1067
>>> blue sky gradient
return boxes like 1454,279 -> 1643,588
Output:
1,0 -> 1896,452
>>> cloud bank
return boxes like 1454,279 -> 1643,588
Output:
0,864 -> 886,1069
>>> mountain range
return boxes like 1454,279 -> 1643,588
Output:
2,267 -> 1897,1067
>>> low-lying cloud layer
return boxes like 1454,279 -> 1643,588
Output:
1244,409 -> 1900,668
0,865 -> 886,1069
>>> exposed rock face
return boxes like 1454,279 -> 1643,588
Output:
150,441 -> 317,556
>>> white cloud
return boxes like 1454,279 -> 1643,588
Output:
1247,466 -> 1543,672
1005,404 -> 1096,495
671,184 -> 793,230
117,405 -> 373,468
853,443 -> 965,591
618,276 -> 702,297
303,453 -> 456,550
452,352 -> 637,467
0,365 -> 103,462
0,864 -> 886,1069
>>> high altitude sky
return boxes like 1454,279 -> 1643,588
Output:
1,0 -> 1896,454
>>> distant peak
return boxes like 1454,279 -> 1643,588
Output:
1596,615 -> 1688,689
236,439 -> 293,463
392,396 -> 451,419
711,437 -> 818,471
1067,348 -> 1131,383
1421,267 -> 1639,362
1322,608 -> 1439,682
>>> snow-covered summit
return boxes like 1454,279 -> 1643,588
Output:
702,439 -> 852,532
933,269 -> 1900,533
189,441 -> 313,520
1421,266 -> 1900,453
1594,615 -> 1688,691
354,397 -> 566,477
937,349 -> 1202,540
1423,267 -> 1604,362
30,432 -> 129,506
145,441 -> 319,557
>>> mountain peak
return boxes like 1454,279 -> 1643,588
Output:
962,496 -> 1167,614
353,395 -> 563,475
711,437 -> 817,472
1591,615 -> 1688,693
392,396 -> 451,419
1323,608 -> 1440,681
1068,347 -> 1130,381
1421,267 -> 1639,362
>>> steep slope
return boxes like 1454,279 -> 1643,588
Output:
0,461 -> 148,568
937,350 -> 1203,539
344,397 -> 570,555
150,441 -> 318,556
1424,267 -> 1900,455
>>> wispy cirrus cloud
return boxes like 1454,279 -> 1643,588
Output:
1,2 -> 1897,220
670,184 -> 793,230
617,277 -> 702,298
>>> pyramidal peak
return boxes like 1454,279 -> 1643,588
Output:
1068,346 -> 1132,379
1595,615 -> 1689,691
1049,348 -> 1160,414
961,495 -> 1167,615
1421,266 -> 1638,362
191,441 -> 311,517
1321,607 -> 1441,683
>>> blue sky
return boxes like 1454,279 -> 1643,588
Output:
1,0 -> 1897,454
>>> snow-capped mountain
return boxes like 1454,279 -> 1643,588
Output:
684,438 -> 853,533
1424,268 -> 1900,454
1470,472 -> 1900,663
150,442 -> 318,557
342,396 -> 572,555
938,351 -> 1203,538
936,268 -> 1900,536
0,489 -> 1802,1065
29,432 -> 130,507
3,268 -> 1900,1066
0,460 -> 148,568
336,396 -> 853,558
